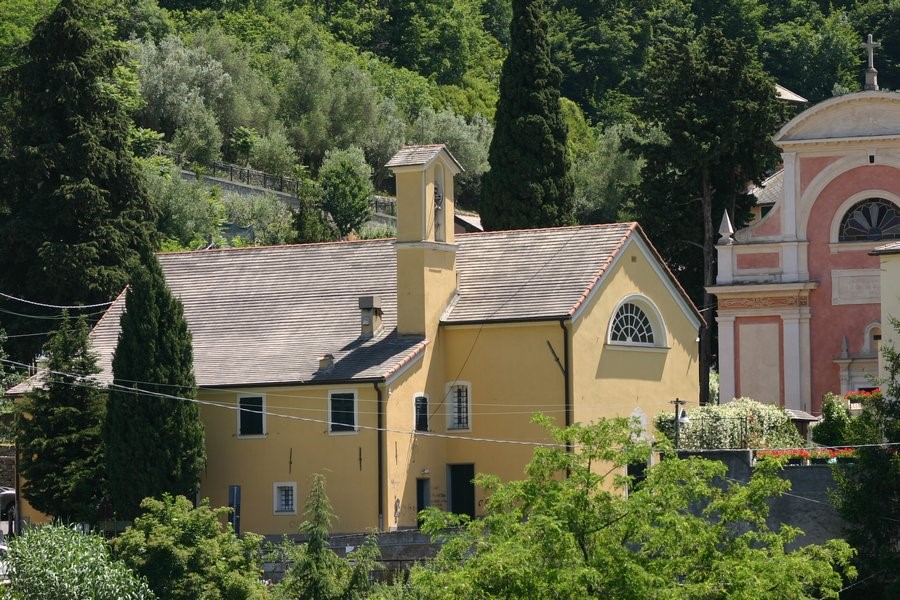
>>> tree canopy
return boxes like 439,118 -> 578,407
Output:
16,313 -> 106,524
0,0 -> 156,363
104,254 -> 205,520
480,0 -> 575,230
393,416 -> 855,599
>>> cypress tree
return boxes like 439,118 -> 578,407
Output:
16,313 -> 106,524
104,254 -> 205,520
480,0 -> 575,230
0,0 -> 156,363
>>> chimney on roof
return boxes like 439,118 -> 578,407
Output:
319,353 -> 335,372
359,295 -> 383,338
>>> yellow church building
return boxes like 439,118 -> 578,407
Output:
27,145 -> 700,535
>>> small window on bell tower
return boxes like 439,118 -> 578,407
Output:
434,165 -> 445,243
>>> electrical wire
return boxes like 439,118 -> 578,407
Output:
0,291 -> 116,310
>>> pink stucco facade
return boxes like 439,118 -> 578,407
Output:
711,91 -> 900,416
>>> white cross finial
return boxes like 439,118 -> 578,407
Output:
861,34 -> 880,70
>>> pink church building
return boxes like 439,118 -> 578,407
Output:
711,90 -> 900,416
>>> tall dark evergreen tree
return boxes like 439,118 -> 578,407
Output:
480,0 -> 575,230
16,313 -> 106,524
0,0 -> 156,363
104,254 -> 205,520
630,1 -> 782,403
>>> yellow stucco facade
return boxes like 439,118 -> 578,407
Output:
5,146 -> 699,535
191,146 -> 701,535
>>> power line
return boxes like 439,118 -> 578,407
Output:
1,359 -> 568,448
0,291 -> 116,310
0,306 -> 108,320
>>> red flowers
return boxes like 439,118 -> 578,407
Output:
756,447 -> 856,460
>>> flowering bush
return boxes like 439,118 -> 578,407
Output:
654,397 -> 804,449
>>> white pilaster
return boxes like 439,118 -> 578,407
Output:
781,151 -> 798,240
799,308 -> 812,412
716,314 -> 736,403
782,315 -> 802,410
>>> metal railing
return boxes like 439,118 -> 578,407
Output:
159,149 -> 300,196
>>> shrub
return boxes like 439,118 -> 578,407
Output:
5,525 -> 152,600
112,495 -> 268,600
655,397 -> 804,449
812,392 -> 852,446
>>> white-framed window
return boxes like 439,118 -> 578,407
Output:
329,390 -> 357,434
414,394 -> 429,432
446,382 -> 471,431
838,198 -> 900,242
607,295 -> 667,348
237,394 -> 266,437
273,482 -> 297,514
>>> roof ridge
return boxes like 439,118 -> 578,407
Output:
457,221 -> 636,238
157,237 -> 394,257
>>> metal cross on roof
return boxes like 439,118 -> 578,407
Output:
861,33 -> 880,70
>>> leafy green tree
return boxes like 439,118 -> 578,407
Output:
113,494 -> 268,600
813,392 -> 852,446
15,313 -> 106,525
0,0 -> 55,69
104,254 -> 206,521
319,146 -> 374,238
293,195 -> 338,245
276,473 -> 380,600
480,0 -> 575,230
229,126 -> 258,166
146,163 -> 226,251
760,9 -> 860,103
6,524 -> 153,600
394,416 -> 855,598
0,0 -> 157,363
249,125 -> 299,177
408,109 -> 493,207
572,124 -> 644,225
631,1 -> 783,403
830,316 -> 900,599
221,191 -> 296,246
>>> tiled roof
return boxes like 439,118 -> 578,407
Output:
447,223 -> 636,323
384,144 -> 463,172
751,170 -> 783,206
871,240 -> 900,255
45,222 -> 669,389
88,241 -> 427,388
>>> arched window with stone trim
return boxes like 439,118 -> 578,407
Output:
838,198 -> 900,242
608,296 -> 667,348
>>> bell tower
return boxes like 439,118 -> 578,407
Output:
386,145 -> 463,336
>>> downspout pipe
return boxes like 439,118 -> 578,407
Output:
373,382 -> 384,530
559,318 -> 572,431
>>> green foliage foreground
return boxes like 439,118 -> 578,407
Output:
4,525 -> 153,600
381,416 -> 855,599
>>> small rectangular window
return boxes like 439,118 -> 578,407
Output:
447,384 -> 470,430
415,395 -> 429,432
273,482 -> 296,514
330,392 -> 356,433
238,395 -> 265,437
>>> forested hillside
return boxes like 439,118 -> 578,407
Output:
0,0 -> 897,358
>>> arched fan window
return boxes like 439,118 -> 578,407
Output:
838,198 -> 900,242
610,302 -> 656,345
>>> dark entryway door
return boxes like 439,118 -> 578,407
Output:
448,464 -> 475,518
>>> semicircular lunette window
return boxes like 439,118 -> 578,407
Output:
611,302 -> 655,345
839,199 -> 900,242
